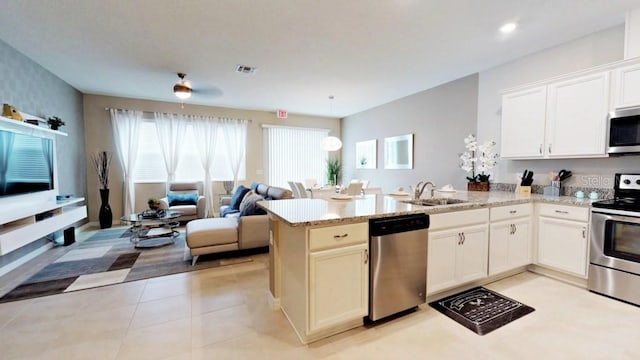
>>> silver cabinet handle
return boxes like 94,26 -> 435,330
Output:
457,233 -> 462,245
513,224 -> 517,234
548,144 -> 552,154
582,228 -> 586,239
509,210 -> 517,214
539,144 -> 542,154
510,224 -> 515,235
364,249 -> 368,264
333,233 -> 349,239
461,232 -> 466,244
554,210 -> 569,214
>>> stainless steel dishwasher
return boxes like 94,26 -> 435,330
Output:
368,213 -> 429,321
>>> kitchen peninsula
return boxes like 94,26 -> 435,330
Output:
260,191 -> 594,344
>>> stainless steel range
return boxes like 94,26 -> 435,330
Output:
589,173 -> 640,306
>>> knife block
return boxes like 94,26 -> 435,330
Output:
515,185 -> 531,195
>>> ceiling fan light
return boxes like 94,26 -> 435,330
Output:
173,83 -> 192,99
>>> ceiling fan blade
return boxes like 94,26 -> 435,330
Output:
192,87 -> 223,98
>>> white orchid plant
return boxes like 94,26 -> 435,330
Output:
459,134 -> 498,183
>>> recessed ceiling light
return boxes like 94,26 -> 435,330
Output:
500,22 -> 517,33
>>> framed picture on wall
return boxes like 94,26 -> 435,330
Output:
355,139 -> 377,169
384,134 -> 413,169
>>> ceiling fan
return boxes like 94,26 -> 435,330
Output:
172,72 -> 223,103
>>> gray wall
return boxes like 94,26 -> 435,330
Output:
342,74 -> 479,192
477,25 -> 638,188
0,39 -> 86,197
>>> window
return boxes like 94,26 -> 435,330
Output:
134,120 -> 246,182
263,125 -> 328,189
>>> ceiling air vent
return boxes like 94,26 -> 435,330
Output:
235,65 -> 257,74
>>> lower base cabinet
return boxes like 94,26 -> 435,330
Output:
427,209 -> 489,295
309,243 -> 368,332
536,203 -> 589,278
489,218 -> 531,276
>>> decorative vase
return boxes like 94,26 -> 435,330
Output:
467,181 -> 490,192
50,124 -> 58,131
99,188 -> 113,229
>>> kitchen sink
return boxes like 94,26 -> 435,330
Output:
402,198 -> 467,206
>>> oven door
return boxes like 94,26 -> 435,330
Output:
591,208 -> 640,275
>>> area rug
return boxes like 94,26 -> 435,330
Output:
0,228 -> 265,303
429,287 -> 535,335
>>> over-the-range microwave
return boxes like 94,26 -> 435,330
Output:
608,106 -> 640,155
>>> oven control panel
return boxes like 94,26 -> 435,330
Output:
618,174 -> 640,190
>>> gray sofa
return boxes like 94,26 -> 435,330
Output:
185,182 -> 293,265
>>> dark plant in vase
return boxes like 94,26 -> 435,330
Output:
92,151 -> 113,228
47,116 -> 65,130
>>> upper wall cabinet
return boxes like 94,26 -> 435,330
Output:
501,86 -> 547,158
501,71 -> 610,159
613,62 -> 640,109
545,72 -> 610,157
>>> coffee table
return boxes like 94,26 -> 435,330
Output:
120,210 -> 183,248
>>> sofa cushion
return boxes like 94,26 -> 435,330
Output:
167,191 -> 199,206
267,186 -> 293,200
186,218 -> 237,248
229,185 -> 251,210
239,194 -> 267,217
168,204 -> 197,216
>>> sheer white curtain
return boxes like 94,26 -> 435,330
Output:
190,115 -> 219,217
221,118 -> 248,188
154,112 -> 188,187
110,109 -> 143,216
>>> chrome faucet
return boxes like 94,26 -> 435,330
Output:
414,181 -> 436,200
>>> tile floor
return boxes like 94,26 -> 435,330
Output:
1,247 -> 640,359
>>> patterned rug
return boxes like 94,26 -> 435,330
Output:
429,287 -> 535,335
0,228 -> 265,303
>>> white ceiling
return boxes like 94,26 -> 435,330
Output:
1,0 -> 639,117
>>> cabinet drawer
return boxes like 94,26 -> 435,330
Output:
538,204 -> 588,222
429,208 -> 489,231
490,203 -> 532,222
309,222 -> 368,251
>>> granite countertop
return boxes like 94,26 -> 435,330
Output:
258,190 -> 600,227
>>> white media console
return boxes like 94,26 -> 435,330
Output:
0,113 -> 88,256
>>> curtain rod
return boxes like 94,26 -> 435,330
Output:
104,107 -> 252,122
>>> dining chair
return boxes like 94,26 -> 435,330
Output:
288,181 -> 301,198
294,182 -> 309,198
345,182 -> 363,196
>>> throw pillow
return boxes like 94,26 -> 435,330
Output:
229,185 -> 251,210
239,194 -> 267,217
167,191 -> 199,206
239,190 -> 256,209
221,207 -> 240,217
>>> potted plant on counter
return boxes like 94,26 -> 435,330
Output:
459,134 -> 498,192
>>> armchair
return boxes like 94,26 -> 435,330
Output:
159,181 -> 206,222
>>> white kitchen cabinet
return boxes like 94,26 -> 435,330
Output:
501,71 -> 610,159
536,204 -> 589,278
309,243 -> 368,332
489,218 -> 531,276
500,86 -> 547,158
427,209 -> 489,295
613,61 -> 640,109
545,72 -> 610,157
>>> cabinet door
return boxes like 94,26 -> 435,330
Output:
308,243 -> 368,332
489,222 -> 511,276
537,217 -> 588,277
613,62 -> 640,109
501,86 -> 547,159
509,218 -> 531,269
427,229 -> 458,295
456,224 -> 489,284
545,72 -> 610,157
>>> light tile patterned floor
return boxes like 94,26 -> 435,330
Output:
1,255 -> 639,359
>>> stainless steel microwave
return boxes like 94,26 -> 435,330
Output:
608,107 -> 640,155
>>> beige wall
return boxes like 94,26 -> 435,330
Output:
83,95 -> 340,222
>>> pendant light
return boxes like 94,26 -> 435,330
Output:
321,95 -> 342,151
